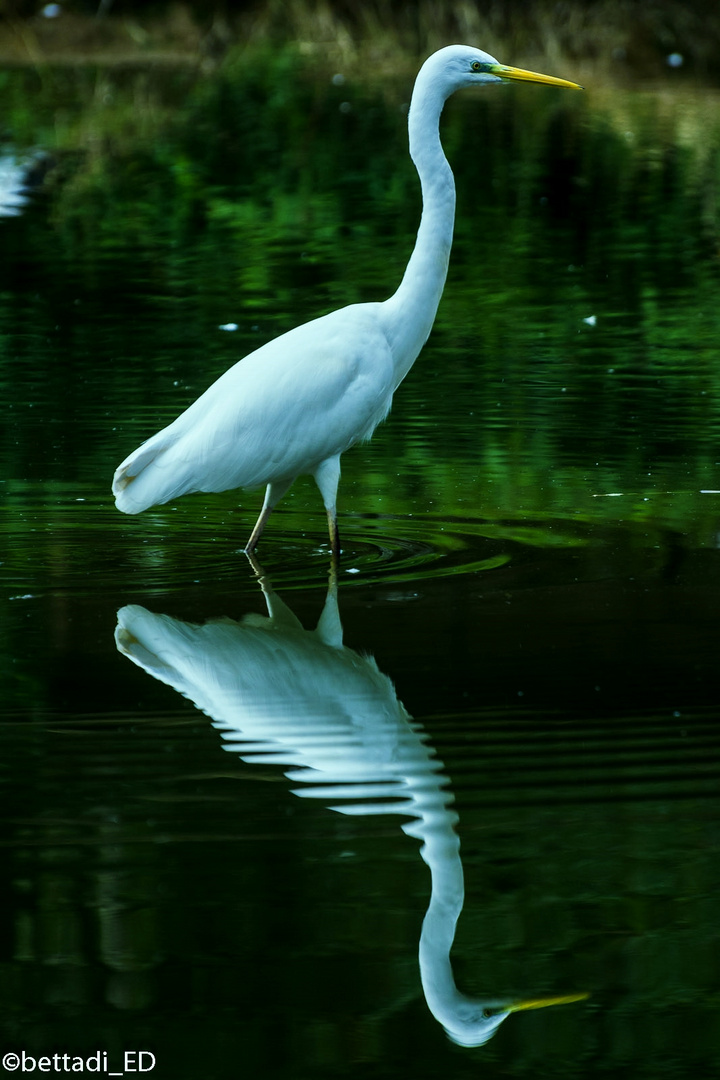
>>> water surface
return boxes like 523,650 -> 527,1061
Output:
1,55 -> 719,1079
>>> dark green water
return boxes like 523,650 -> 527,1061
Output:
1,54 -> 720,1079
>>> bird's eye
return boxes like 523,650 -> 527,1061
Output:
471,61 -> 483,72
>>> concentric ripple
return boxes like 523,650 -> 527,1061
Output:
0,480 -> 691,599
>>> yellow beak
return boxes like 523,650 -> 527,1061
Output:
507,991 -> 590,1013
490,64 -> 584,90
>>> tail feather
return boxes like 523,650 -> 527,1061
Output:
113,432 -> 186,514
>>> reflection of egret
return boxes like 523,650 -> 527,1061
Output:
0,150 -> 40,218
113,46 -> 581,555
115,567 -> 586,1046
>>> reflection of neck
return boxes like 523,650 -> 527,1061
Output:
403,788 -> 467,1023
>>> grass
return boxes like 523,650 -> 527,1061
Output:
1,0 -> 719,86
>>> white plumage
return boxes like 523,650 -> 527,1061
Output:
114,306 -> 393,511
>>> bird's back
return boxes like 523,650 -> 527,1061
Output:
113,302 -> 396,514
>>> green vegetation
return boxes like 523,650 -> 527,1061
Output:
2,27 -> 720,570
2,0 -> 720,83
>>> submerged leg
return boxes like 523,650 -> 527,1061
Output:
244,478 -> 294,553
313,455 -> 341,560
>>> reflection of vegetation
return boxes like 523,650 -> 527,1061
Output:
2,45 -> 720,551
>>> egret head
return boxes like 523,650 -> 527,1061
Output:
421,44 -> 583,97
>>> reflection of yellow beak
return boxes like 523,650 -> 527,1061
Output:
508,991 -> 590,1013
490,64 -> 584,91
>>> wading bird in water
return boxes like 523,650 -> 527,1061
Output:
113,46 -> 581,556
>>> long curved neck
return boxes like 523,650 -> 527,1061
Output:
382,74 -> 456,382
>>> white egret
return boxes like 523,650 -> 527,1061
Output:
113,46 -> 581,555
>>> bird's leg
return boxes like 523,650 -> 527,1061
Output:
244,501 -> 273,554
313,456 -> 342,561
327,508 -> 340,562
244,479 -> 293,553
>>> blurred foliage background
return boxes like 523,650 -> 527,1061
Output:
1,0 -> 720,556
1,0 -> 720,81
